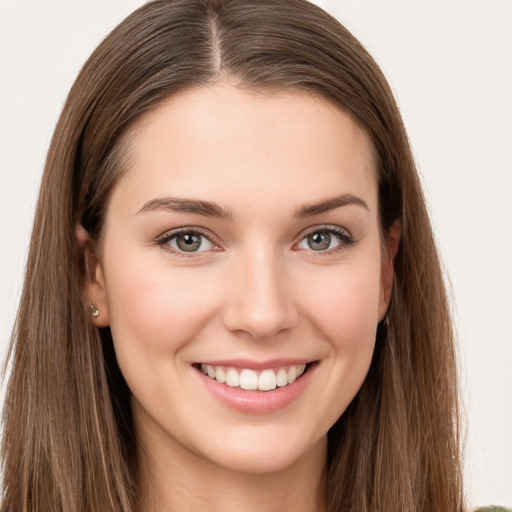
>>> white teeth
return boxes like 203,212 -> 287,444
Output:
225,368 -> 240,387
215,367 -> 226,383
240,369 -> 258,390
258,369 -> 277,391
276,368 -> 288,387
200,363 -> 309,391
287,366 -> 297,384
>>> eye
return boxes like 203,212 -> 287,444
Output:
160,230 -> 215,253
296,227 -> 353,252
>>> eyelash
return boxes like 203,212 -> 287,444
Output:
295,225 -> 356,255
155,225 -> 355,257
155,227 -> 220,258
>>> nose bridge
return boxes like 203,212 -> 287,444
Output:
223,245 -> 297,339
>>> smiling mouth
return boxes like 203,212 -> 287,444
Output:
197,363 -> 313,392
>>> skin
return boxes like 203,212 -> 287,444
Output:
84,83 -> 399,512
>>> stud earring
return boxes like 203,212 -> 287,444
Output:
378,315 -> 389,329
88,304 -> 99,318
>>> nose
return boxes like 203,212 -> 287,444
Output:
222,249 -> 299,340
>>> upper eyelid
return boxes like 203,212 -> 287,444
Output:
156,226 -> 218,244
295,224 -> 352,240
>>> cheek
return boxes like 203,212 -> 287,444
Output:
103,253 -> 221,358
287,257 -> 382,431
300,258 -> 382,347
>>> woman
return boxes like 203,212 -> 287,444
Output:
0,0 -> 473,510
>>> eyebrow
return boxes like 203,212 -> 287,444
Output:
294,193 -> 369,217
137,197 -> 234,220
137,192 -> 369,219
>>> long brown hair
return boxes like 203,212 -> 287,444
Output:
2,1 -> 464,510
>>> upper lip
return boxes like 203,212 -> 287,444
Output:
195,358 -> 315,370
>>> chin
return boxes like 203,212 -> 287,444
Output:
193,424 -> 327,475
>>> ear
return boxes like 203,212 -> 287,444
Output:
76,224 -> 110,327
378,220 -> 401,320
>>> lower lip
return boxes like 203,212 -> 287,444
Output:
195,364 -> 317,414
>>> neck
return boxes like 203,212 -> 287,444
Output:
136,426 -> 328,512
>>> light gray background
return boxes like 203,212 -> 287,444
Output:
1,0 -> 511,506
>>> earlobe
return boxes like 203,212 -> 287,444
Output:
378,220 -> 401,320
76,224 -> 110,327
86,251 -> 110,327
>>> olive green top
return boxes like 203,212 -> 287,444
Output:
475,507 -> 512,512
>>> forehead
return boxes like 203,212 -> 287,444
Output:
114,83 -> 378,217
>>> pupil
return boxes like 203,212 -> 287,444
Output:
308,231 -> 331,251
177,234 -> 201,252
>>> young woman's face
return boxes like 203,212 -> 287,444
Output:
89,84 -> 394,474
